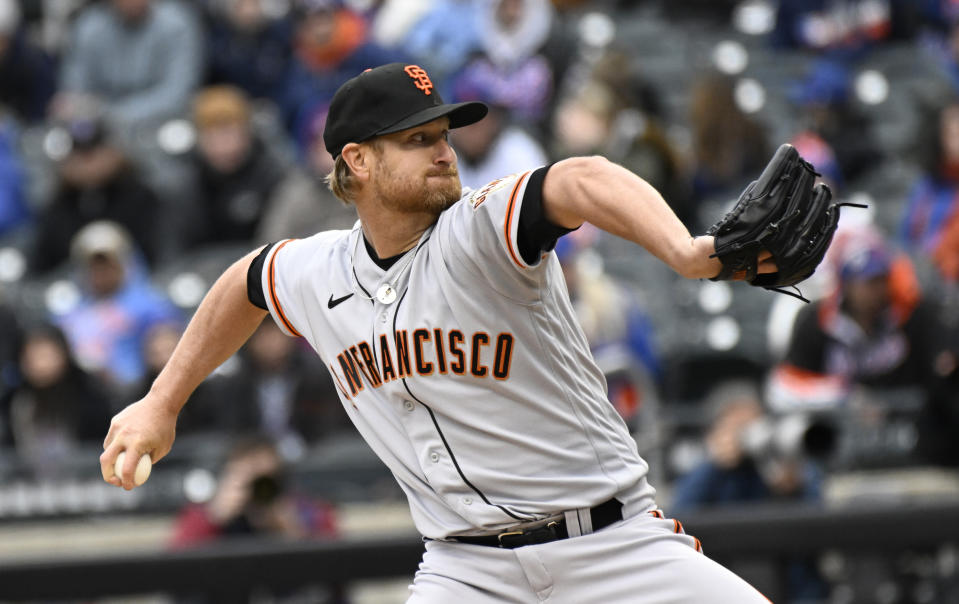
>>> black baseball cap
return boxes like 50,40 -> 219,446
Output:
324,63 -> 488,159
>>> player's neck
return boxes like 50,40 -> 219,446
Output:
356,206 -> 435,258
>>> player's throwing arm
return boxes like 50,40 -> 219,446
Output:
100,248 -> 269,490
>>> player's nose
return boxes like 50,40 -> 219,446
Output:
434,138 -> 456,166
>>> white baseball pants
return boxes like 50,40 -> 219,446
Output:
408,511 -> 771,603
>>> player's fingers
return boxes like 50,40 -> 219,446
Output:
99,443 -> 123,487
757,252 -> 778,274
102,421 -> 116,450
119,448 -> 139,491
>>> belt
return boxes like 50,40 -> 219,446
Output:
451,498 -> 623,549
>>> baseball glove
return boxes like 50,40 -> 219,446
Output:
706,143 -> 860,301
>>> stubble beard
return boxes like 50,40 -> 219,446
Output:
374,163 -> 463,216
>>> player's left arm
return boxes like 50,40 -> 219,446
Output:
541,156 -> 769,279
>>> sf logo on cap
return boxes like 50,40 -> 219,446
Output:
404,65 -> 433,96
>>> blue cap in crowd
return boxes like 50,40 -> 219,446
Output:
840,244 -> 892,282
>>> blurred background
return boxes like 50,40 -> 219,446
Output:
0,0 -> 958,602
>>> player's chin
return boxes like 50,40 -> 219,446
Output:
423,189 -> 461,213
425,177 -> 462,211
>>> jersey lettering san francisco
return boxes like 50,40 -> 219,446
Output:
258,168 -> 656,539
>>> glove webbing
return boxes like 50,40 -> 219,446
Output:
752,201 -> 870,303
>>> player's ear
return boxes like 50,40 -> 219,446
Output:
341,142 -> 372,183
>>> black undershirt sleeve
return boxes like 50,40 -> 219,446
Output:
247,242 -> 277,310
517,164 -> 576,265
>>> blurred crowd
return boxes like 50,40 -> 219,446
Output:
0,0 -> 957,542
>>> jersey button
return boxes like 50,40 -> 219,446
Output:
379,313 -> 388,323
429,452 -> 440,463
404,401 -> 415,412
463,497 -> 473,505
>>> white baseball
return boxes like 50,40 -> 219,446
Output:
114,451 -> 152,486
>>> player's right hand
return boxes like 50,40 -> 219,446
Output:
100,396 -> 178,490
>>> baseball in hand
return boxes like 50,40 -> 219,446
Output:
114,451 -> 152,486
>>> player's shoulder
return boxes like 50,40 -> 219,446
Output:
275,225 -> 357,264
455,171 -> 536,214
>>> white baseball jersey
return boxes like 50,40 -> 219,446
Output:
257,168 -> 656,540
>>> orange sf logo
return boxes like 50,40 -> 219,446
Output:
404,65 -> 433,96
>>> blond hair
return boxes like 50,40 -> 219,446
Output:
325,154 -> 357,204
324,139 -> 381,205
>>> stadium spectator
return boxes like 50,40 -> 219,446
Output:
30,111 -> 163,272
201,0 -> 294,101
688,72 -> 770,214
170,434 -> 339,547
257,103 -> 356,242
278,0 -> 399,136
187,85 -> 288,247
56,0 -> 204,127
0,117 -> 30,240
927,18 -> 959,93
399,0 -> 481,82
455,0 -> 556,127
670,381 -> 827,603
126,323 -> 221,436
581,50 -> 689,225
0,299 -> 20,447
0,0 -> 56,123
766,228 -> 957,423
931,208 -> 959,281
548,59 -> 688,225
672,382 -> 823,509
54,221 -> 181,389
447,69 -> 549,190
368,0 -> 432,52
787,59 -> 883,189
7,323 -> 112,477
900,97 -> 959,283
551,80 -> 618,158
771,0 -> 894,59
205,320 -> 347,449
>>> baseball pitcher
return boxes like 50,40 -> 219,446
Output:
103,63 -> 841,602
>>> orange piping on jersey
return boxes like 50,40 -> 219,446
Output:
673,519 -> 683,534
503,171 -> 531,269
694,537 -> 703,553
268,239 -> 302,337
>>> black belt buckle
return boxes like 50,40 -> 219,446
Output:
497,521 -> 560,548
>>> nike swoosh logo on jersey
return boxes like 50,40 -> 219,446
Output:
327,293 -> 354,309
